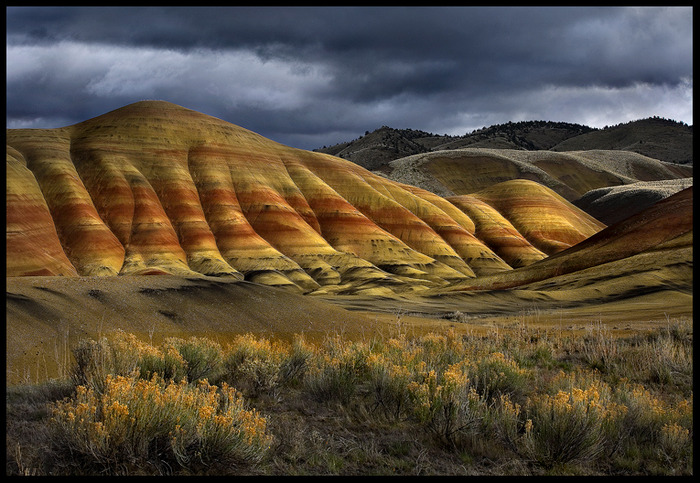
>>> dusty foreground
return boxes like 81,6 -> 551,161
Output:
6,275 -> 692,385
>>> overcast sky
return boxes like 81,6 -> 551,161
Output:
6,6 -> 693,150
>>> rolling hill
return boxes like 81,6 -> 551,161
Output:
442,186 -> 693,295
315,118 -> 692,172
385,148 -> 692,200
572,178 -> 694,226
7,101 -> 607,295
551,117 -> 693,165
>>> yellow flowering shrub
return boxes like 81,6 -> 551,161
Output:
222,334 -> 290,397
54,328 -> 691,474
70,331 -> 189,393
166,336 -> 223,382
366,337 -> 425,420
416,329 -> 465,370
613,380 -> 693,449
470,351 -> 529,401
278,334 -> 315,385
522,380 -> 626,466
658,422 -> 692,461
305,348 -> 357,404
405,360 -> 481,445
50,373 -> 272,473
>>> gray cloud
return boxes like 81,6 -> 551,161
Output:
6,6 -> 693,149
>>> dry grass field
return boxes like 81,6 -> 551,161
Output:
5,101 -> 692,476
6,283 -> 692,475
6,272 -> 691,386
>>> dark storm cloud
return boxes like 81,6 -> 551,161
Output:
6,6 -> 693,149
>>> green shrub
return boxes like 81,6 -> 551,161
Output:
521,384 -> 620,467
405,361 -> 484,447
278,334 -> 314,386
70,331 -> 188,392
579,322 -> 619,373
304,337 -> 369,404
166,336 -> 223,382
470,351 -> 529,403
221,334 -> 289,398
366,351 -> 413,420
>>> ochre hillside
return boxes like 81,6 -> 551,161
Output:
448,179 -> 605,262
7,101 -> 606,295
444,186 -> 693,294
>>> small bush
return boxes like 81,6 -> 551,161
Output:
365,336 -> 424,420
305,352 -> 357,405
406,361 -> 483,447
50,373 -> 272,474
521,382 -> 624,467
579,322 -> 619,372
657,422 -> 692,463
71,337 -> 115,393
416,330 -> 465,370
643,331 -> 693,387
366,351 -> 413,420
221,334 -> 287,398
278,334 -> 314,386
470,351 -> 529,403
70,331 -> 189,392
304,337 -> 369,404
167,336 -> 223,383
613,380 -> 692,450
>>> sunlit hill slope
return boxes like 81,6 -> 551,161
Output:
442,186 -> 693,296
6,101 -> 608,295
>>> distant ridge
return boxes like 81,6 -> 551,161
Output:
315,117 -> 692,172
572,178 -> 694,226
385,148 -> 692,201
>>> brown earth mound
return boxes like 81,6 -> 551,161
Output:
4,275 -> 381,385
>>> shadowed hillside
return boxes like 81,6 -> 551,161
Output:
552,117 -> 693,165
315,126 -> 430,173
7,101 -> 609,295
315,118 -> 692,171
573,178 -> 693,226
386,148 -> 692,200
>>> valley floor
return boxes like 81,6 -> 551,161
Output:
5,275 -> 692,385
